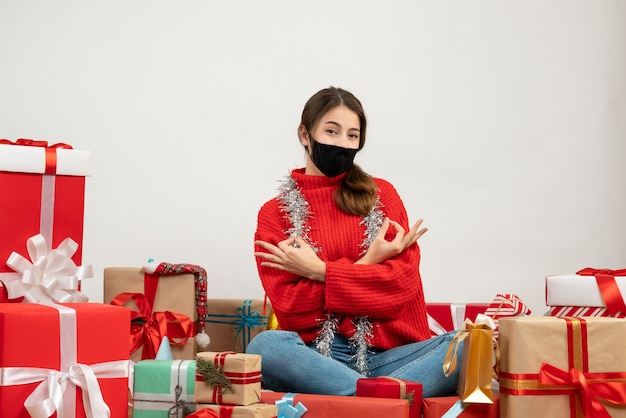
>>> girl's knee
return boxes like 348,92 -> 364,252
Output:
246,330 -> 300,355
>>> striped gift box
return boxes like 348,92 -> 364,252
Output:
133,359 -> 196,418
549,306 -> 626,318
483,294 -> 532,339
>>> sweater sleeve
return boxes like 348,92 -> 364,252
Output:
324,179 -> 423,319
254,199 -> 327,333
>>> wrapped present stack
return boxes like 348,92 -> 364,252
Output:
546,267 -> 626,318
104,262 -> 209,362
0,138 -> 135,417
423,294 -> 531,418
194,351 -> 278,417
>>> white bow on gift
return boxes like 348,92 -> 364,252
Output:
5,234 -> 92,303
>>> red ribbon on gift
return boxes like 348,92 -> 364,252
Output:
539,363 -> 626,418
0,280 -> 25,303
500,317 -> 626,418
110,291 -> 193,360
195,351 -> 262,404
215,406 -> 235,418
0,138 -> 73,175
577,268 -> 626,316
186,409 -> 220,418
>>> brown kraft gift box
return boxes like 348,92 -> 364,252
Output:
200,299 -> 270,353
195,351 -> 262,406
498,316 -> 626,417
104,267 -> 197,361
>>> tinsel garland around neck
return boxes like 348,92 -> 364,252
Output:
277,172 -> 384,375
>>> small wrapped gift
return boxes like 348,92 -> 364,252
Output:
104,262 -> 208,361
260,391 -> 409,418
444,315 -> 497,405
133,359 -> 197,417
546,268 -> 626,316
422,394 -> 499,418
195,403 -> 277,418
356,377 -> 422,418
0,302 -> 131,418
194,352 -> 262,406
499,316 -> 626,417
200,299 -> 270,353
426,303 -> 490,336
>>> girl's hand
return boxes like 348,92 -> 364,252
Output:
254,237 -> 327,282
356,218 -> 428,265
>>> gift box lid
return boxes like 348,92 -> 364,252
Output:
0,139 -> 91,176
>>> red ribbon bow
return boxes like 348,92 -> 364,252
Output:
0,138 -> 73,149
539,362 -> 626,418
577,268 -> 626,316
111,292 -> 193,359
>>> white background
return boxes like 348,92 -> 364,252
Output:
1,1 -> 625,316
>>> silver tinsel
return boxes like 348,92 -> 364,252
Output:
359,198 -> 384,255
277,174 -> 319,252
314,314 -> 338,358
277,173 -> 381,373
350,316 -> 374,375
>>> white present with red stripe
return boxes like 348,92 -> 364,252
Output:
426,295 -> 531,340
545,268 -> 626,316
483,293 -> 532,339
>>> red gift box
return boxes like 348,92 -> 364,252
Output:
422,394 -> 499,418
261,391 -> 409,418
0,139 -> 90,284
0,303 -> 131,417
356,377 -> 422,418
426,303 -> 490,336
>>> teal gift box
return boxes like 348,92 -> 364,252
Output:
133,360 -> 196,418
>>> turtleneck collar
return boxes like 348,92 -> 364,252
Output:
290,168 -> 345,190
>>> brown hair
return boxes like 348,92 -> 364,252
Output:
300,87 -> 378,217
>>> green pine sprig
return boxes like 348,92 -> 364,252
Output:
196,357 -> 233,394
403,390 -> 415,407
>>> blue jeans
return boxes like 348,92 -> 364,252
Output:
246,330 -> 461,398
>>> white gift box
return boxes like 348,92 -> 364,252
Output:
0,142 -> 91,176
545,273 -> 626,308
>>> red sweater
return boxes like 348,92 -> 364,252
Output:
255,168 -> 430,349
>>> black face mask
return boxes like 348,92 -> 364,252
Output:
308,135 -> 358,177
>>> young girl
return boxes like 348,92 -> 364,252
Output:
247,86 -> 459,397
